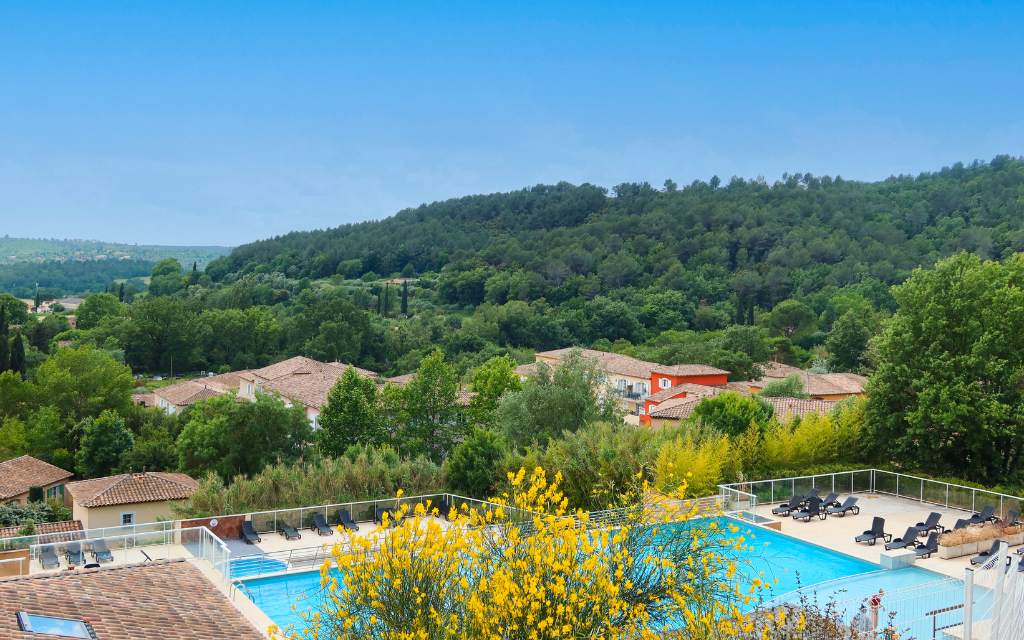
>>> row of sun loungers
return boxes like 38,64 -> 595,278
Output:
242,500 -> 456,545
772,489 -> 860,522
38,539 -> 115,569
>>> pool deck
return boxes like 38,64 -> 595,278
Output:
749,493 -> 1016,578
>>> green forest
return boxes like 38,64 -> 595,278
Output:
0,259 -> 154,299
1,155 -> 1023,496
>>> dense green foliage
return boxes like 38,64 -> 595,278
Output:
0,259 -> 153,298
867,252 -> 1024,484
446,427 -> 506,499
316,366 -> 385,456
0,500 -> 73,528
75,410 -> 134,478
690,392 -> 775,437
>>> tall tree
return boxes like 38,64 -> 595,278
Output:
383,284 -> 390,318
401,281 -> 408,315
826,310 -> 871,372
316,366 -> 382,456
401,349 -> 461,461
75,410 -> 135,478
0,304 -> 8,373
866,252 -> 1024,483
118,282 -> 125,302
9,335 -> 25,380
467,355 -> 522,428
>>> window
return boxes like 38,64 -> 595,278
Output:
639,406 -> 645,415
17,613 -> 91,638
46,485 -> 64,500
637,382 -> 648,396
659,378 -> 671,389
615,378 -> 627,390
247,384 -> 252,394
121,512 -> 135,526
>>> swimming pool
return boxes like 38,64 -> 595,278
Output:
238,517 -> 945,631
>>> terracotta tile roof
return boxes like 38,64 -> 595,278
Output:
456,390 -> 477,406
66,472 -> 199,508
131,392 -> 157,407
749,372 -> 866,397
385,372 -> 416,386
759,362 -> 808,379
0,456 -> 74,500
648,396 -> 702,419
200,370 -> 249,391
763,397 -> 837,421
261,373 -> 339,410
152,380 -> 225,406
249,355 -> 376,382
0,519 -> 83,540
297,359 -> 377,379
652,363 -> 730,377
534,348 -> 660,379
515,362 -> 538,377
646,382 -> 720,404
720,381 -> 752,396
0,559 -> 263,640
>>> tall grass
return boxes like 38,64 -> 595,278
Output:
174,446 -> 446,517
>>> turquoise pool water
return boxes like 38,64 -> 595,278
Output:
238,518 -> 949,631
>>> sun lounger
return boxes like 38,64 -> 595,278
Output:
84,563 -> 100,569
971,540 -> 1007,566
375,507 -> 399,527
915,532 -> 939,558
855,517 -> 891,545
65,542 -> 85,564
141,550 -> 153,562
798,488 -> 820,506
279,525 -> 302,540
434,499 -> 452,521
241,520 -> 262,544
915,512 -> 942,536
966,504 -> 997,526
819,492 -> 840,509
338,509 -> 359,532
1001,509 -> 1019,527
826,497 -> 859,517
312,513 -> 334,536
885,527 -> 921,550
772,495 -> 802,516
91,539 -> 113,562
39,545 -> 60,569
792,497 -> 826,522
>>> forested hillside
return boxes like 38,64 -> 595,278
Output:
0,259 -> 154,299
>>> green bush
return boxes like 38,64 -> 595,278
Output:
446,428 -> 505,499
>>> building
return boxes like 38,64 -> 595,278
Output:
65,471 -> 200,529
236,355 -> 376,401
641,383 -> 720,425
647,394 -> 837,430
0,456 -> 74,504
748,364 -> 867,401
527,348 -> 729,423
260,372 -> 341,428
152,379 -> 225,414
0,560 -> 262,639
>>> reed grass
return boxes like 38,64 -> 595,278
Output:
938,523 -> 1023,547
173,446 -> 445,517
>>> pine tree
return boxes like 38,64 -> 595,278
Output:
0,304 -> 9,373
401,281 -> 408,315
9,334 -> 25,380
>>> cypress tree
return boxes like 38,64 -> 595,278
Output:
383,284 -> 390,318
119,282 -> 125,302
0,305 -> 9,373
401,281 -> 408,316
376,292 -> 381,315
10,334 -> 25,380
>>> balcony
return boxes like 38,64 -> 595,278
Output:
621,390 -> 646,401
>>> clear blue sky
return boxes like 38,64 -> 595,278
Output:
1,1 -> 1022,247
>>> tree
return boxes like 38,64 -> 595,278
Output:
316,366 -> 382,457
758,374 -> 809,398
401,280 -> 408,315
150,258 -> 183,279
446,427 -> 505,498
866,252 -> 1024,483
496,348 -> 621,450
75,293 -> 122,330
118,282 -> 125,302
75,410 -> 135,478
691,392 -> 774,437
176,392 -> 312,478
124,297 -> 199,371
400,349 -> 462,461
116,440 -> 179,473
32,345 -> 134,429
0,304 -> 8,373
0,295 -> 28,325
382,284 -> 391,318
826,310 -> 871,372
467,355 -> 522,428
767,299 -> 816,338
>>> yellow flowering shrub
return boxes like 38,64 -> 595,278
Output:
272,468 -> 761,640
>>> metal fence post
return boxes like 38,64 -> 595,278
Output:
964,568 -> 974,640
946,484 -> 949,508
972,489 -> 976,513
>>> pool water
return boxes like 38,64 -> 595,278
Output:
239,517 -> 949,631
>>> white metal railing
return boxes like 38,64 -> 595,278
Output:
0,556 -> 27,575
0,520 -> 176,552
720,469 -> 1023,522
25,526 -> 231,580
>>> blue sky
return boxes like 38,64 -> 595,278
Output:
1,1 -> 1022,247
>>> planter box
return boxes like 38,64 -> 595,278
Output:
938,544 -> 963,560
1007,533 -> 1024,546
978,539 -> 994,553
962,541 -> 979,555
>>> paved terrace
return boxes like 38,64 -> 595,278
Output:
750,492 -> 1017,578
